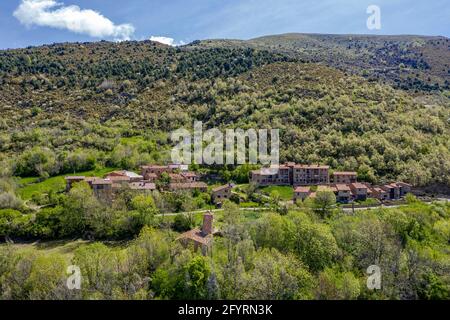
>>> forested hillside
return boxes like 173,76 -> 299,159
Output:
0,34 -> 449,301
0,34 -> 449,188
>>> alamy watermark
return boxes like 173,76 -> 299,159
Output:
67,265 -> 81,290
367,5 -> 381,30
366,265 -> 382,290
171,121 -> 280,169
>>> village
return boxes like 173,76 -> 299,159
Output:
65,162 -> 413,207
251,163 -> 413,203
64,162 -> 415,255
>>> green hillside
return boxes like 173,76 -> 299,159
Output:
0,34 -> 449,187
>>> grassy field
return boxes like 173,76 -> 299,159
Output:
2,239 -> 132,263
2,240 -> 90,262
17,167 -> 118,200
260,185 -> 294,201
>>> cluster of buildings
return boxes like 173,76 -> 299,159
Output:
65,164 -> 208,202
251,163 -> 330,186
66,164 -> 237,207
251,163 -> 412,204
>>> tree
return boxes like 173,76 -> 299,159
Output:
15,147 -> 59,178
173,214 -> 193,232
245,249 -> 315,300
316,266 -> 361,300
288,212 -> 338,272
250,213 -> 292,252
156,172 -> 171,190
60,182 -> 103,237
313,191 -> 336,218
25,254 -> 68,300
152,251 -> 212,300
73,243 -> 117,299
130,194 -> 159,230
179,255 -> 212,300
132,227 -> 170,273
417,272 -> 449,300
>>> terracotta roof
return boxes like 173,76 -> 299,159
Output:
177,228 -> 213,246
129,182 -> 156,190
294,186 -> 311,193
107,175 -> 131,182
333,171 -> 357,176
65,176 -> 86,180
293,164 -> 330,169
169,173 -> 185,180
335,184 -> 351,191
92,179 -> 112,185
123,171 -> 143,178
212,184 -> 233,193
169,182 -> 207,190
106,170 -> 127,176
351,183 -> 367,189
318,185 -> 335,192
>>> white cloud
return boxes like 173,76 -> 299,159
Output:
150,36 -> 185,46
13,0 -> 135,40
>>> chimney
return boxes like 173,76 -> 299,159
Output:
202,213 -> 213,236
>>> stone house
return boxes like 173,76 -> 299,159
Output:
349,183 -> 368,201
177,213 -> 215,255
333,172 -> 357,184
293,186 -> 311,202
212,184 -> 234,204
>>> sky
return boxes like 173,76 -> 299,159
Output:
0,0 -> 448,49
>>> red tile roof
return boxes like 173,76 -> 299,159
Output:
335,184 -> 351,191
169,182 -> 207,190
92,179 -> 112,185
333,171 -> 357,176
318,185 -> 336,192
396,182 -> 413,187
293,164 -> 330,169
351,183 -> 367,189
177,228 -> 213,246
129,182 -> 156,190
294,186 -> 311,193
107,176 -> 131,182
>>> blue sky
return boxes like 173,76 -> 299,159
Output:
1,0 -> 448,49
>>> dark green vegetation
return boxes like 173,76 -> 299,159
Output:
1,201 -> 449,300
197,34 -> 450,91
